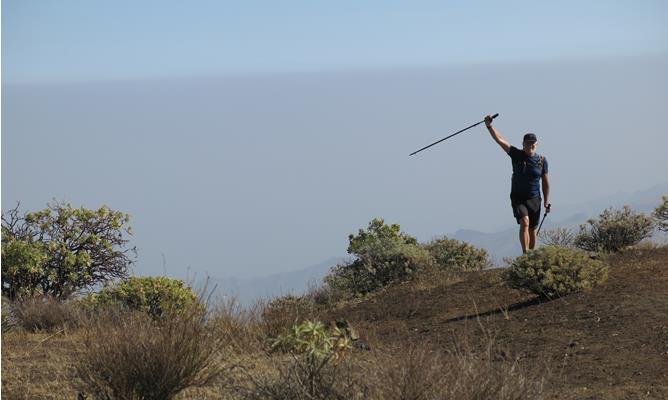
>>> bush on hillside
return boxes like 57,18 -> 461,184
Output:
75,306 -> 222,400
326,241 -> 432,296
261,294 -> 319,340
324,218 -> 432,295
1,239 -> 49,300
346,218 -> 418,254
504,246 -> 608,299
539,227 -> 576,248
422,236 -> 491,271
574,206 -> 655,252
654,196 -> 668,232
86,276 -> 200,319
272,319 -> 351,359
1,202 -> 135,300
304,281 -> 346,308
237,320 -> 354,400
11,295 -> 83,332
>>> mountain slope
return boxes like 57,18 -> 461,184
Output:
327,247 -> 668,399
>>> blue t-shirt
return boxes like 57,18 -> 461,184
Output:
507,146 -> 548,199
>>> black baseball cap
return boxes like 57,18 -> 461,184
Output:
523,133 -> 537,143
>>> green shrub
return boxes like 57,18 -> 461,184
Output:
272,319 -> 351,360
654,196 -> 668,232
346,218 -> 418,254
86,276 -> 200,319
423,236 -> 491,271
324,219 -> 432,295
326,241 -> 432,295
253,320 -> 353,400
504,246 -> 608,299
1,202 -> 135,300
1,239 -> 49,300
574,206 -> 655,252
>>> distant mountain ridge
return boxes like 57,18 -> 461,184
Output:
208,257 -> 346,306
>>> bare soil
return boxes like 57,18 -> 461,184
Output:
327,247 -> 668,399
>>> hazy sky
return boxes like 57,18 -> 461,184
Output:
3,1 -> 668,279
4,0 -> 667,83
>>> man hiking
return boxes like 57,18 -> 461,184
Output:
485,114 -> 550,253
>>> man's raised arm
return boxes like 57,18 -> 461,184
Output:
485,114 -> 511,153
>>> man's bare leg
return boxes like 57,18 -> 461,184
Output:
529,228 -> 537,250
519,216 -> 530,253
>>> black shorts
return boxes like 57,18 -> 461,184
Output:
511,196 -> 541,228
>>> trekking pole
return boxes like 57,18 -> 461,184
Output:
536,204 -> 551,237
409,113 -> 499,156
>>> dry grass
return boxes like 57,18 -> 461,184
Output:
75,307 -> 225,400
362,329 -> 544,400
258,295 -> 321,341
10,295 -> 84,332
208,297 -> 266,354
2,330 -> 82,399
2,293 -> 545,400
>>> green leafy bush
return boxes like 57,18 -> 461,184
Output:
254,320 -> 353,400
422,236 -> 491,271
326,241 -> 432,296
654,196 -> 668,232
87,276 -> 200,319
324,218 -> 432,295
1,240 -> 49,300
346,218 -> 418,254
574,206 -> 655,252
272,320 -> 351,360
504,246 -> 608,299
1,202 -> 135,300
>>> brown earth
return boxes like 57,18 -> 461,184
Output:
2,248 -> 667,399
326,247 -> 668,399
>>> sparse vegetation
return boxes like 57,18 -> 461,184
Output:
261,294 -> 320,340
75,306 -> 222,400
574,206 -> 655,252
1,202 -> 135,300
2,296 -> 17,333
231,319 -> 358,400
504,246 -> 608,299
539,227 -> 576,247
368,339 -> 544,400
5,208 -> 668,399
11,295 -> 82,332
